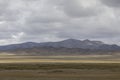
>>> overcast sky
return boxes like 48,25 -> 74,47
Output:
0,0 -> 120,45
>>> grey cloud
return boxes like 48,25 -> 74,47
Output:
61,0 -> 100,17
0,1 -> 20,21
56,26 -> 120,42
101,0 -> 120,7
45,0 -> 102,18
0,0 -> 119,45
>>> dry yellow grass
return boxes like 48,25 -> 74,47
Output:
0,55 -> 120,63
0,54 -> 120,80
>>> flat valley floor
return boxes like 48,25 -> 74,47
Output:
0,55 -> 120,80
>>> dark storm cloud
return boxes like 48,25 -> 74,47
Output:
0,0 -> 120,45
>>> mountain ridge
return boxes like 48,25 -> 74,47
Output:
0,39 -> 120,55
0,39 -> 119,51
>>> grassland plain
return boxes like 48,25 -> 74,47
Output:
0,63 -> 120,80
0,55 -> 120,63
0,55 -> 120,80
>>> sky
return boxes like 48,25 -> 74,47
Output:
0,0 -> 120,45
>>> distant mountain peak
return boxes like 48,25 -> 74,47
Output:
62,38 -> 80,41
83,39 -> 91,43
0,39 -> 119,52
60,39 -> 81,43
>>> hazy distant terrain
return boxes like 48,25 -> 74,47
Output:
0,39 -> 120,56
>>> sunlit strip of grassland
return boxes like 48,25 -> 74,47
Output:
0,59 -> 120,63
0,54 -> 120,63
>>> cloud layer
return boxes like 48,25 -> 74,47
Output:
0,0 -> 120,45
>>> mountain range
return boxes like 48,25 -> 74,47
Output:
0,39 -> 120,55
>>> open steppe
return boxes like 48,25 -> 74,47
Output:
0,54 -> 120,80
0,54 -> 120,63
